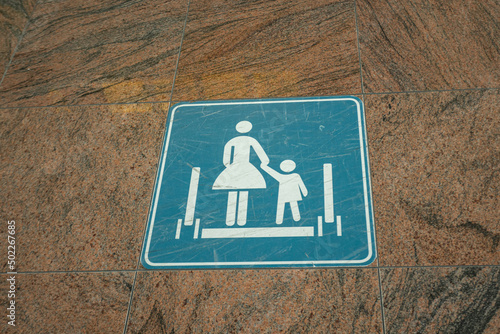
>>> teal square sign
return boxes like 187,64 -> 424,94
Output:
141,96 -> 376,268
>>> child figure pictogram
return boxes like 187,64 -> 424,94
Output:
261,160 -> 308,225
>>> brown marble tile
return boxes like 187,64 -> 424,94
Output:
0,103 -> 169,271
357,0 -> 500,93
0,0 -> 188,107
172,0 -> 361,101
126,269 -> 382,333
365,90 -> 499,266
0,272 -> 133,333
21,0 -> 37,11
381,267 -> 500,334
0,0 -> 37,79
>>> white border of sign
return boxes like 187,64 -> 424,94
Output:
143,97 -> 375,267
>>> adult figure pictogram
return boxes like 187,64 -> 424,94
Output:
213,121 -> 270,226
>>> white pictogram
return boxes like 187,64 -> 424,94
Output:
212,121 -> 269,226
175,121 -> 343,240
260,160 -> 308,225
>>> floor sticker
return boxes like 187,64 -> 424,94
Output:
141,96 -> 376,268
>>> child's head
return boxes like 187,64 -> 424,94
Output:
280,160 -> 296,173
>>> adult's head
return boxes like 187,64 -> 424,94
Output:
236,121 -> 252,133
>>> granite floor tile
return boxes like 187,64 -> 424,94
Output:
0,272 -> 133,333
0,103 -> 169,271
365,90 -> 499,266
172,0 -> 361,101
357,0 -> 500,93
126,269 -> 382,333
0,0 -> 37,80
381,266 -> 500,334
0,0 -> 188,107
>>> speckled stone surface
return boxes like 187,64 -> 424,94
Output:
357,0 -> 500,93
0,104 -> 169,271
0,272 -> 134,333
381,267 -> 500,333
126,269 -> 383,333
172,0 -> 361,101
0,0 -> 499,332
0,0 -> 188,107
0,0 -> 36,79
365,90 -> 499,266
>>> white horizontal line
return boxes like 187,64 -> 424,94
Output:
201,226 -> 315,239
173,98 -> 359,109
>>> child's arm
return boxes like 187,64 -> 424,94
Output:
298,177 -> 308,197
260,163 -> 283,181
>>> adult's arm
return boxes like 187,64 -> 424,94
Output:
260,163 -> 283,181
250,138 -> 270,165
222,140 -> 234,166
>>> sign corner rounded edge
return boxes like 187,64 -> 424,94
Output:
169,101 -> 190,112
363,247 -> 378,267
140,251 -> 156,269
344,95 -> 363,106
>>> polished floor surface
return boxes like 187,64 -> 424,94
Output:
1,0 -> 499,333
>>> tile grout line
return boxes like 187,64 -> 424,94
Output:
129,0 -> 191,273
363,87 -> 498,96
360,91 -> 386,334
0,0 -> 42,88
121,1 -> 191,333
354,0 -> 365,96
377,266 -> 387,334
0,1 -> 495,331
118,131 -> 169,334
122,271 -> 138,334
355,0 -> 386,324
0,99 -> 174,110
118,96 -> 173,333
168,0 -> 191,104
379,264 -> 500,269
9,263 -> 500,275
9,269 -> 138,275
1,87 -> 497,111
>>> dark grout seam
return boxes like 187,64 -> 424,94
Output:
122,271 -> 138,334
360,91 -> 386,333
376,266 -> 387,334
0,87 -> 498,111
378,264 -> 500,270
8,269 -> 138,275
0,0 -> 42,88
0,99 -> 173,110
362,86 -> 497,96
354,0 -> 365,96
120,1 -> 192,333
9,263 -> 500,275
168,0 -> 191,104
355,1 -> 385,318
